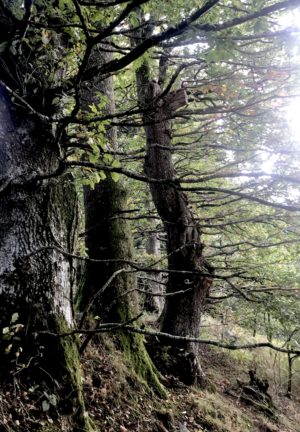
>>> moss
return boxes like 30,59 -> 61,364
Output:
78,177 -> 166,400
117,329 -> 167,398
43,316 -> 98,432
191,392 -> 253,432
114,290 -> 167,399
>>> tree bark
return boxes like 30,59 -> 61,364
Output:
286,351 -> 298,399
143,233 -> 164,315
76,46 -> 166,397
132,14 -> 214,379
286,353 -> 292,398
143,82 -> 214,384
0,85 -> 93,430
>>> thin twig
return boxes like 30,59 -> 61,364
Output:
0,80 -> 50,121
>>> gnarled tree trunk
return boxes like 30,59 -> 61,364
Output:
143,82 -> 214,384
133,23 -> 214,380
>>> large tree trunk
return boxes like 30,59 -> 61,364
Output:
76,46 -> 166,397
131,16 -> 215,384
81,175 -> 136,322
81,175 -> 165,396
133,25 -> 214,380
0,86 -> 93,431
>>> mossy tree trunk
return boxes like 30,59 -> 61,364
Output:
0,86 -> 93,431
76,46 -> 166,397
82,176 -> 165,395
132,13 -> 214,385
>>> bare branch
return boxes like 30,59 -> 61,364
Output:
39,325 -> 300,356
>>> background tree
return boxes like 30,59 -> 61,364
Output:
74,41 -> 165,394
117,0 -> 300,383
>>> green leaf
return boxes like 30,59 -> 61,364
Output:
111,159 -> 121,168
42,400 -> 50,412
58,0 -> 71,11
10,313 -> 19,324
111,172 -> 120,182
232,0 -> 242,8
89,104 -> 98,114
48,394 -> 57,407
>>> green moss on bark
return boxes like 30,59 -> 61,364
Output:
53,317 -> 97,432
117,330 -> 167,398
79,177 -> 166,399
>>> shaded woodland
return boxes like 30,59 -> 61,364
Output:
1,0 -> 300,431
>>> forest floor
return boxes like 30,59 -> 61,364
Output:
1,321 -> 299,431
82,331 -> 300,432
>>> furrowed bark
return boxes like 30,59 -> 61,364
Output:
144,82 -> 214,385
0,85 -> 93,431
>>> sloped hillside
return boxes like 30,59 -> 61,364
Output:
79,332 -> 300,432
1,319 -> 299,432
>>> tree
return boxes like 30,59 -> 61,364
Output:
75,43 -> 165,395
124,1 -> 300,384
0,2 -> 92,430
68,0 -> 300,387
134,62 -> 214,384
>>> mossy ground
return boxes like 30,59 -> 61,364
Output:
117,330 -> 168,398
1,319 -> 299,432
80,335 -> 299,432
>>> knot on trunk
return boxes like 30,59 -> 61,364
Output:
145,81 -> 188,114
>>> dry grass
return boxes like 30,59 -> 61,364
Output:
200,315 -> 300,399
79,329 -> 300,432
